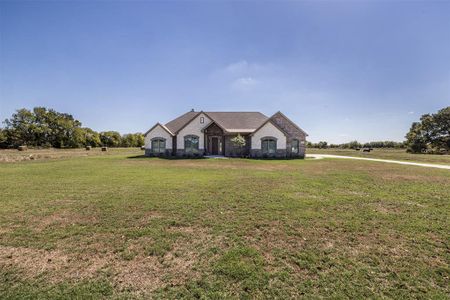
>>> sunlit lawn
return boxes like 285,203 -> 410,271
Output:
0,149 -> 449,298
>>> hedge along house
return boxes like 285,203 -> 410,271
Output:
144,110 -> 308,158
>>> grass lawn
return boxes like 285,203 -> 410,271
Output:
0,149 -> 449,298
308,148 -> 450,164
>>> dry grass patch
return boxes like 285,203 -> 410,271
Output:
0,148 -> 142,163
1,246 -> 84,282
1,225 -> 223,295
371,202 -> 403,214
32,210 -> 99,231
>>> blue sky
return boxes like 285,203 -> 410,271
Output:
1,1 -> 449,143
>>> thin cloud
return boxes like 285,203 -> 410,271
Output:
219,60 -> 278,77
225,60 -> 250,73
230,77 -> 259,91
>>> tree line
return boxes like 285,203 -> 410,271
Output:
307,106 -> 449,154
306,140 -> 405,149
1,106 -> 448,153
0,107 -> 144,149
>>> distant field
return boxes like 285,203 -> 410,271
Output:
0,147 -> 143,163
308,148 -> 450,164
0,150 -> 449,298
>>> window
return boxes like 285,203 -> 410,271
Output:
200,117 -> 204,124
184,135 -> 199,153
151,138 -> 166,153
261,138 -> 277,154
292,139 -> 299,154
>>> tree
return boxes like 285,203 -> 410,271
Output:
121,134 -> 135,147
100,131 -> 122,147
3,107 -> 88,148
405,122 -> 427,153
348,140 -> 362,149
405,107 -> 450,153
230,134 -> 246,156
317,141 -> 328,149
120,133 -> 144,147
135,133 -> 144,147
0,128 -> 8,148
426,107 -> 450,151
82,127 -> 101,147
3,108 -> 35,147
1,107 -> 146,149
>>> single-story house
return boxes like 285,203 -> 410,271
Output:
144,110 -> 308,158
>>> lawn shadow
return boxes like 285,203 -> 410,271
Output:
127,155 -> 149,159
126,155 -> 206,160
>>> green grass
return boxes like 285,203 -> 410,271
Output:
308,148 -> 450,164
0,149 -> 449,298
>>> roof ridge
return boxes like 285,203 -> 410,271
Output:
205,111 -> 266,113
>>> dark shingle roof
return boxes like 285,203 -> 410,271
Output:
205,112 -> 268,133
165,111 -> 199,134
165,110 -> 269,134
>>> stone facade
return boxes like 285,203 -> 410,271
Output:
250,149 -> 287,158
270,112 -> 306,158
175,149 -> 204,158
204,123 -> 225,156
224,135 -> 251,157
145,148 -> 172,157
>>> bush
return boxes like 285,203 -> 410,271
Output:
405,107 -> 449,154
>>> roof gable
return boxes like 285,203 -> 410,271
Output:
144,123 -> 174,136
201,120 -> 226,133
250,118 -> 288,137
165,111 -> 200,134
271,111 -> 308,136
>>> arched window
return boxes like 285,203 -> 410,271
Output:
151,138 -> 166,153
291,139 -> 299,154
184,135 -> 199,153
261,138 -> 277,154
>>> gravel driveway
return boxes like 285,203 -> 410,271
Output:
306,154 -> 450,170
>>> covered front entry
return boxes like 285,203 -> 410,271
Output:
211,137 -> 219,155
204,122 -> 225,156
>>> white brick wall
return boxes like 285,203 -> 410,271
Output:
144,125 -> 173,149
177,113 -> 211,150
251,122 -> 286,149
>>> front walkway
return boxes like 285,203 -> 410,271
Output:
204,155 -> 228,159
306,154 -> 450,170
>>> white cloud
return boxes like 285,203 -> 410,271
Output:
225,60 -> 250,73
408,111 -> 415,114
230,77 -> 259,91
217,60 -> 277,78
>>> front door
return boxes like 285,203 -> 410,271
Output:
211,137 -> 219,155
